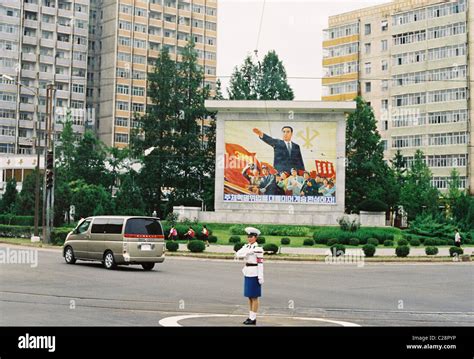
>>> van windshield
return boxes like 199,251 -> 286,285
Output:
125,218 -> 163,236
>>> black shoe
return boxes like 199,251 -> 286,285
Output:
243,318 -> 256,325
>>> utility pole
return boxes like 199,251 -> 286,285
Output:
43,84 -> 55,244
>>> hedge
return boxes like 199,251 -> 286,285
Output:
396,245 -> 410,257
449,247 -> 463,257
263,243 -> 279,254
358,199 -> 388,212
362,244 -> 376,257
329,244 -> 345,256
425,246 -> 438,255
166,241 -> 179,252
281,237 -> 291,245
303,238 -> 315,246
187,240 -> 206,253
229,224 -> 309,237
228,235 -> 241,244
0,215 -> 35,226
0,224 -> 71,245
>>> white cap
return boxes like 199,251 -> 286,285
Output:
245,227 -> 261,236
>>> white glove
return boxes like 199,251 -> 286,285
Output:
258,278 -> 264,285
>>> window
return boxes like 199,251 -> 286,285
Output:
132,103 -> 145,112
365,82 -> 371,93
381,99 -> 389,110
119,21 -> 132,31
134,7 -> 146,17
116,101 -> 129,111
125,218 -> 163,236
381,60 -> 388,71
115,117 -> 129,127
381,39 -> 388,52
381,80 -> 388,91
116,84 -> 129,95
76,219 -> 91,234
381,20 -> 388,32
365,62 -> 371,75
115,133 -> 129,143
365,43 -> 371,54
364,23 -> 371,35
72,84 -> 84,93
132,87 -> 145,96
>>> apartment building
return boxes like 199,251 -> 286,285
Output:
89,0 -> 218,148
0,0 -> 90,192
322,0 -> 474,193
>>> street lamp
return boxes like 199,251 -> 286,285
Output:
1,74 -> 41,240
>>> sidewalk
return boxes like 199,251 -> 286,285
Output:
178,244 -> 474,257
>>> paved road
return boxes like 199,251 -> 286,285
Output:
0,245 -> 472,326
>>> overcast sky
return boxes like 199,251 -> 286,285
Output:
217,0 -> 390,100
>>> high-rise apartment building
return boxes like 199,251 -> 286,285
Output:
88,0 -> 217,148
322,0 -> 474,193
0,0 -> 90,188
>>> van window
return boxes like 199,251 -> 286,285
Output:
106,218 -> 123,234
91,218 -> 108,233
125,218 -> 163,236
76,219 -> 91,234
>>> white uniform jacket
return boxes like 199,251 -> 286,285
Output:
235,243 -> 264,281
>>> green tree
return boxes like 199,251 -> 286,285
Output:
55,109 -> 76,182
70,130 -> 111,187
399,149 -> 439,220
70,180 -> 113,219
228,51 -> 294,100
106,146 -> 131,193
390,149 -> 406,186
228,55 -> 259,100
0,178 -> 18,213
257,50 -> 294,100
15,171 -> 41,216
114,173 -> 145,215
345,97 -> 396,212
171,40 -> 211,204
131,47 -> 178,216
53,170 -> 72,226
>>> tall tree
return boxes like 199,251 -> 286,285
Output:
257,50 -> 294,100
70,130 -> 111,187
228,51 -> 294,100
55,109 -> 76,182
131,47 -> 178,216
171,41 -> 211,204
399,149 -> 439,219
15,170 -> 41,216
228,55 -> 259,100
390,149 -> 406,186
114,173 -> 145,216
345,97 -> 397,213
0,179 -> 18,213
106,146 -> 131,193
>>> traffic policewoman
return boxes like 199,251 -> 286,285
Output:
235,227 -> 264,325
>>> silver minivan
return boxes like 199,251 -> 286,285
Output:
63,216 -> 165,270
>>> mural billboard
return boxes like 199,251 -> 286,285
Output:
224,121 -> 337,204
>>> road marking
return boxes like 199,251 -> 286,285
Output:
159,314 -> 360,327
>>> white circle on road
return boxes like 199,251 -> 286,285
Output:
159,314 -> 360,327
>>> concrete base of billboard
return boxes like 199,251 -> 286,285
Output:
174,206 -> 343,226
173,207 -> 387,227
359,211 -> 386,227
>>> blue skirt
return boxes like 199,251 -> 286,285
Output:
244,276 -> 261,298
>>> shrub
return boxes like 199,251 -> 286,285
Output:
234,242 -> 244,252
362,244 -> 376,257
337,232 -> 352,245
367,238 -> 379,246
166,241 -> 179,252
337,215 -> 360,232
208,235 -> 218,243
327,238 -> 338,246
409,238 -> 421,246
187,240 -> 206,253
329,244 -> 346,256
398,239 -> 408,246
383,240 -> 394,247
403,234 -> 412,241
263,243 -> 279,254
425,246 -> 438,255
349,238 -> 359,246
50,228 -> 72,245
280,237 -> 291,245
449,246 -> 464,257
423,238 -> 437,246
188,239 -> 206,253
303,238 -> 315,246
0,215 -> 35,226
257,236 -> 266,244
396,245 -> 410,257
229,224 -> 308,236
314,236 -> 328,245
228,235 -> 241,244
358,199 -> 388,212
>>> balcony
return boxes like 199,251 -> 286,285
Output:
56,57 -> 71,67
22,52 -> 37,62
40,54 -> 54,64
22,36 -> 37,46
24,3 -> 39,12
20,69 -> 37,79
24,19 -> 38,28
20,103 -> 35,112
40,38 -> 55,48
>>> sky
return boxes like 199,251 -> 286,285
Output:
217,0 -> 390,100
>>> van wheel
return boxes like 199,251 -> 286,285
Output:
64,247 -> 76,264
103,251 -> 117,270
142,263 -> 155,271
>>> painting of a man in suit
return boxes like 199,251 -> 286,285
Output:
252,126 -> 305,174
